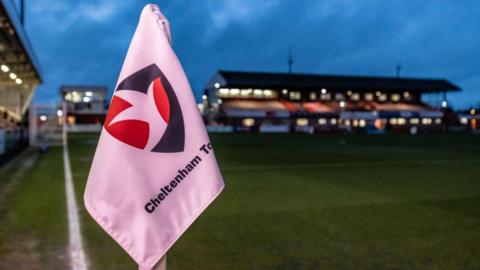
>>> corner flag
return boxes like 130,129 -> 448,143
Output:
84,4 -> 224,270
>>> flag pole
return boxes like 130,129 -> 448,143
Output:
152,255 -> 166,270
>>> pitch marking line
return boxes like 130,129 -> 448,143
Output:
63,143 -> 88,270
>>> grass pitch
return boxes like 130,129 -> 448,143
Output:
1,133 -> 480,269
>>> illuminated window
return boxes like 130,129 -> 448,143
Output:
230,88 -> 240,97
359,119 -> 366,127
422,118 -> 432,125
320,93 -> 331,101
243,118 -> 255,127
241,89 -> 252,97
289,91 -> 301,100
218,88 -> 229,97
403,91 -> 410,98
282,89 -> 288,94
460,117 -> 468,125
378,94 -> 387,102
253,89 -> 263,98
318,118 -> 327,125
364,93 -> 374,101
351,93 -> 360,101
410,118 -> 419,125
344,120 -> 351,126
346,90 -> 353,96
67,116 -> 76,125
352,119 -> 359,127
310,92 -> 317,100
389,118 -> 398,125
374,119 -> 383,129
296,118 -> 309,126
375,91 -> 382,97
435,118 -> 442,124
391,94 -> 401,102
397,118 -> 406,125
330,118 -> 337,125
264,90 -> 273,97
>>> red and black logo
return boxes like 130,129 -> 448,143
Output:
104,64 -> 185,153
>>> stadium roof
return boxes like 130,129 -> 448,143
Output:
0,0 -> 42,122
208,70 -> 460,93
60,85 -> 108,94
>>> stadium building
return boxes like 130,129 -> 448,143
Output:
203,71 -> 460,133
61,85 -> 108,132
0,0 -> 42,157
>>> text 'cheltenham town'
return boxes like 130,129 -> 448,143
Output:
144,142 -> 214,213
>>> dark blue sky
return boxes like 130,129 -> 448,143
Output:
22,0 -> 479,108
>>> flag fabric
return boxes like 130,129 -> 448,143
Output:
84,4 -> 224,270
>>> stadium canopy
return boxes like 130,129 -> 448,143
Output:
0,0 -> 42,122
207,70 -> 460,93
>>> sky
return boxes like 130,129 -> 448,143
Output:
18,0 -> 480,109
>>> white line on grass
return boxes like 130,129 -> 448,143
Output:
63,143 -> 88,270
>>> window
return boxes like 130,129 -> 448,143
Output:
243,118 -> 255,127
289,91 -> 301,100
320,93 -> 331,101
364,93 -> 374,101
296,118 -> 309,126
422,118 -> 432,125
318,118 -> 327,125
378,94 -> 387,102
391,94 -> 401,102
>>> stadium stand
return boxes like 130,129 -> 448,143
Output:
0,0 -> 42,158
203,70 -> 460,133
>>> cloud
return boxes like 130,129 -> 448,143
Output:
26,0 -> 480,109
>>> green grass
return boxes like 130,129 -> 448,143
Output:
1,133 -> 479,269
0,147 -> 68,269
67,133 -> 480,270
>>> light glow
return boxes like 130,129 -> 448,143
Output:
9,73 -> 16,79
1,64 -> 9,72
296,118 -> 309,126
243,118 -> 254,127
